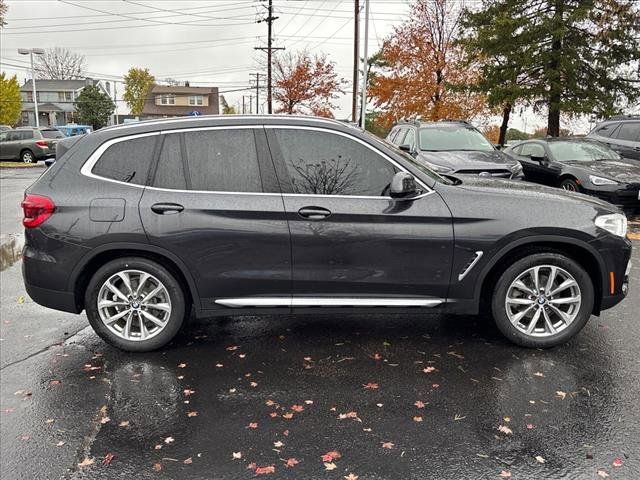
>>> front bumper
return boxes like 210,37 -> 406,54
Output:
582,184 -> 640,211
597,237 -> 632,312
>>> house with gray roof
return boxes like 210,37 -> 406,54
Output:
20,78 -> 113,127
141,84 -> 219,118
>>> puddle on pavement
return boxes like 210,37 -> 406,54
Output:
0,236 -> 24,272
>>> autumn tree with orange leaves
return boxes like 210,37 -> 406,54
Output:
368,0 -> 485,129
273,52 -> 346,118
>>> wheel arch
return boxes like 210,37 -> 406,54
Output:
69,243 -> 200,314
476,236 -> 605,315
558,174 -> 581,188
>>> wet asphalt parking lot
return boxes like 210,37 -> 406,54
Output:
1,167 -> 639,480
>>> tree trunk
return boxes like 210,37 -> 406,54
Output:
547,0 -> 563,137
498,103 -> 512,146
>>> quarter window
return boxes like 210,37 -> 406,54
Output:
92,135 -> 156,185
272,129 -> 397,196
595,123 -> 619,138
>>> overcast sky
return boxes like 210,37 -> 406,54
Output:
1,0 -> 572,133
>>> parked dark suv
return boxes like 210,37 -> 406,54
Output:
0,127 -> 63,163
587,115 -> 640,161
22,116 -> 631,351
386,119 -> 523,179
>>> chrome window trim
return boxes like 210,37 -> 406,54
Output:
215,297 -> 443,308
80,124 -> 434,200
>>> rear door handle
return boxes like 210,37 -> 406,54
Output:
298,206 -> 331,220
151,202 -> 184,215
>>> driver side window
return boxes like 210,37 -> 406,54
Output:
520,143 -> 545,158
271,128 -> 398,197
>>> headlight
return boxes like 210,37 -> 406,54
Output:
589,175 -> 618,186
595,213 -> 627,238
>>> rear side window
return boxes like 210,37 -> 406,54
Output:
42,129 -> 64,139
18,130 -> 34,140
152,129 -> 263,192
271,128 -> 397,196
92,135 -> 156,185
615,122 -> 640,142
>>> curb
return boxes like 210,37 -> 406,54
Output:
0,163 -> 46,169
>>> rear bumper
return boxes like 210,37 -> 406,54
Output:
23,279 -> 80,314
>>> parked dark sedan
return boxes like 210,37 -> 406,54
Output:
504,138 -> 640,211
22,116 -> 631,352
386,120 -> 523,179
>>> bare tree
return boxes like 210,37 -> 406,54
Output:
34,48 -> 86,80
0,0 -> 8,27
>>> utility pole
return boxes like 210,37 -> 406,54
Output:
359,0 -> 370,129
352,0 -> 360,123
255,0 -> 284,114
250,73 -> 262,114
249,95 -> 253,114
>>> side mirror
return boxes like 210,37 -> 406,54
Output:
530,155 -> 547,163
390,172 -> 420,199
398,144 -> 412,152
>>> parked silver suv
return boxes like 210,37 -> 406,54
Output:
587,115 -> 640,161
0,127 -> 63,163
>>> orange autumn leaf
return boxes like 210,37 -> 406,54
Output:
321,451 -> 342,462
255,465 -> 275,475
285,458 -> 299,467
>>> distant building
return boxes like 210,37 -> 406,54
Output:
141,84 -> 219,118
20,78 -> 112,127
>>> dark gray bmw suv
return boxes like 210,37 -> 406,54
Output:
22,115 -> 631,351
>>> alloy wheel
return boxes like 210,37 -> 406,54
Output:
561,182 -> 577,192
22,151 -> 34,163
97,269 -> 172,342
505,265 -> 581,337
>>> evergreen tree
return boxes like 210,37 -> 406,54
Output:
75,85 -> 115,129
461,0 -> 640,137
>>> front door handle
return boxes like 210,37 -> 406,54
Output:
151,202 -> 184,215
298,206 -> 331,220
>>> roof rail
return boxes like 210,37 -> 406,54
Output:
439,118 -> 470,124
607,114 -> 640,120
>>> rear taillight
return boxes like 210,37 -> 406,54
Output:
21,194 -> 55,228
35,140 -> 48,148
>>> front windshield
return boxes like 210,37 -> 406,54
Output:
360,128 -> 454,185
419,126 -> 494,152
547,141 -> 620,161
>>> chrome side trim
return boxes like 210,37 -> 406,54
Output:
458,251 -> 484,281
214,297 -> 443,308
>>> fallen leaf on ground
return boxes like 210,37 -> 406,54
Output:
534,372 -> 544,377
183,457 -> 192,464
363,382 -> 379,389
282,413 -> 294,419
273,441 -> 284,448
304,400 -> 313,404
187,411 -> 198,417
78,457 -> 94,468
100,416 -> 111,424
50,380 -> 61,386
183,389 -> 195,396
152,463 -> 162,472
373,353 -> 382,360
232,452 -> 242,459
250,382 -> 258,387
503,417 -> 511,422
414,400 -> 426,409
226,345 -> 239,351
270,412 -> 279,418
255,465 -> 275,475
423,367 -> 436,373
17,296 -> 25,304
381,442 -> 395,449
46,419 -> 55,424
613,457 -> 623,467
338,411 -> 359,420
498,425 -> 513,435
556,391 -> 566,400
291,405 -> 304,412
597,470 -> 609,478
216,363 -> 223,368
324,462 -> 337,471
119,421 -> 130,427
248,422 -> 258,429
102,453 -> 115,466
177,363 -> 187,368
285,458 -> 299,467
321,451 -> 341,462
344,474 -> 359,480
535,455 -> 545,463
413,416 -> 423,422
499,470 -> 511,478
164,436 -> 175,444
56,441 -> 65,447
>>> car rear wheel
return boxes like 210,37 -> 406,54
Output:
560,178 -> 580,192
85,257 -> 187,352
491,253 -> 594,348
21,150 -> 35,163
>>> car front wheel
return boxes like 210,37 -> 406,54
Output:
491,253 -> 594,348
85,257 -> 187,352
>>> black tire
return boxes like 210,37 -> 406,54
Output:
85,257 -> 187,352
560,178 -> 580,192
20,149 -> 35,163
491,253 -> 594,348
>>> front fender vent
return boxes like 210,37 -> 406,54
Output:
458,251 -> 484,281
